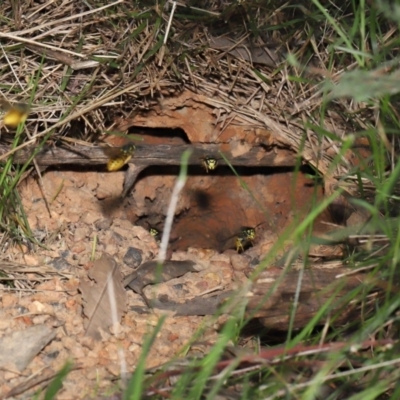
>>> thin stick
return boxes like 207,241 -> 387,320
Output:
158,149 -> 192,262
164,1 -> 177,45
107,271 -> 128,383
0,32 -> 86,59
158,1 -> 177,66
0,42 -> 23,89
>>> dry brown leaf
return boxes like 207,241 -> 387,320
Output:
80,253 -> 127,340
209,35 -> 281,67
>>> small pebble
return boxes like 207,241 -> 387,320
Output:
50,257 -> 72,271
249,257 -> 260,268
95,218 -> 112,230
123,247 -> 142,268
60,250 -> 70,258
45,350 -> 60,360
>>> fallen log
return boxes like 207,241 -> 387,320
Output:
0,142 -> 299,196
0,143 -> 297,168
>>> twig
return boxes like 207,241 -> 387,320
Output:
158,1 -> 177,66
158,149 -> 192,262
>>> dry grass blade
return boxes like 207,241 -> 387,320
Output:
0,260 -> 68,291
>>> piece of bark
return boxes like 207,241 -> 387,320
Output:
122,164 -> 145,197
145,291 -> 234,316
244,268 -> 380,330
135,266 -> 383,330
80,253 -> 126,340
124,260 -> 198,293
0,324 -> 55,372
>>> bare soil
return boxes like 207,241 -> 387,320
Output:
0,147 -> 335,399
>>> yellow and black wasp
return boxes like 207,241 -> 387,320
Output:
149,227 -> 162,243
235,227 -> 256,253
149,227 -> 160,238
220,226 -> 257,253
103,142 -> 136,172
201,156 -> 219,173
222,222 -> 266,253
0,99 -> 30,128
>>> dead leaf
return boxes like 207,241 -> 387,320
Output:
80,253 -> 127,340
209,35 -> 281,67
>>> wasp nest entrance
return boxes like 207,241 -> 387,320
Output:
128,158 -> 331,255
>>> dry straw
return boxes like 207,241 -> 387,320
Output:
0,0 -> 359,178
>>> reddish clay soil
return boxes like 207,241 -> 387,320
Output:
0,109 -> 340,398
0,155 -> 335,398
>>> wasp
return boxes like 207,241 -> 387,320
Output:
103,143 -> 136,172
149,227 -> 160,238
235,227 -> 256,253
201,157 -> 218,173
0,99 -> 30,128
221,226 -> 258,253
149,227 -> 161,243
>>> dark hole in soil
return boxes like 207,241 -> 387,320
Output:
128,126 -> 190,144
134,164 -> 319,182
130,163 -> 331,254
81,125 -> 332,254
